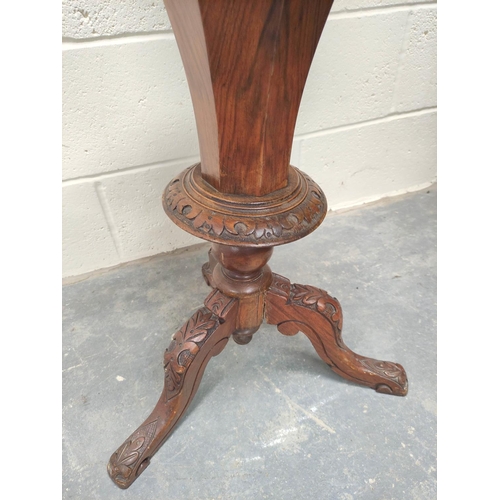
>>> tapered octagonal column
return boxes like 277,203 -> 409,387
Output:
163,0 -> 333,197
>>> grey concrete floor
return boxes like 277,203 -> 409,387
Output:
63,186 -> 436,500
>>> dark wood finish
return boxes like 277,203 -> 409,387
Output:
163,163 -> 327,247
108,289 -> 238,488
201,247 -> 217,288
265,274 -> 408,396
163,0 -> 333,195
108,0 -> 409,488
211,244 -> 273,344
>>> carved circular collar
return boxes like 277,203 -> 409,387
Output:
163,163 -> 327,247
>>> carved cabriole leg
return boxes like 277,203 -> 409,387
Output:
265,274 -> 408,396
107,289 -> 238,489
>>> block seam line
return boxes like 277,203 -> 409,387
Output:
61,2 -> 437,47
390,10 -> 413,113
94,181 -> 123,260
62,31 -> 175,50
61,109 -> 436,187
62,155 -> 200,186
295,106 -> 436,141
328,1 -> 437,21
62,29 -> 173,44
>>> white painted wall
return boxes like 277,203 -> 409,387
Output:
62,0 -> 437,278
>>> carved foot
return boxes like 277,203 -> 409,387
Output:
265,274 -> 408,396
108,289 -> 238,489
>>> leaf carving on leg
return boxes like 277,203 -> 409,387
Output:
164,310 -> 219,401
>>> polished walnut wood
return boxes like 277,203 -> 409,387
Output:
265,274 -> 408,396
108,289 -> 238,489
165,0 -> 333,195
163,163 -> 326,246
108,0 -> 408,489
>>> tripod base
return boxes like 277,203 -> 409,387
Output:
107,0 -> 409,490
108,250 -> 408,489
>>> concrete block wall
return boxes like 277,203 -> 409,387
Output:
62,0 -> 437,278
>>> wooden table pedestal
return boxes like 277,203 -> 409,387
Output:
107,0 -> 408,489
